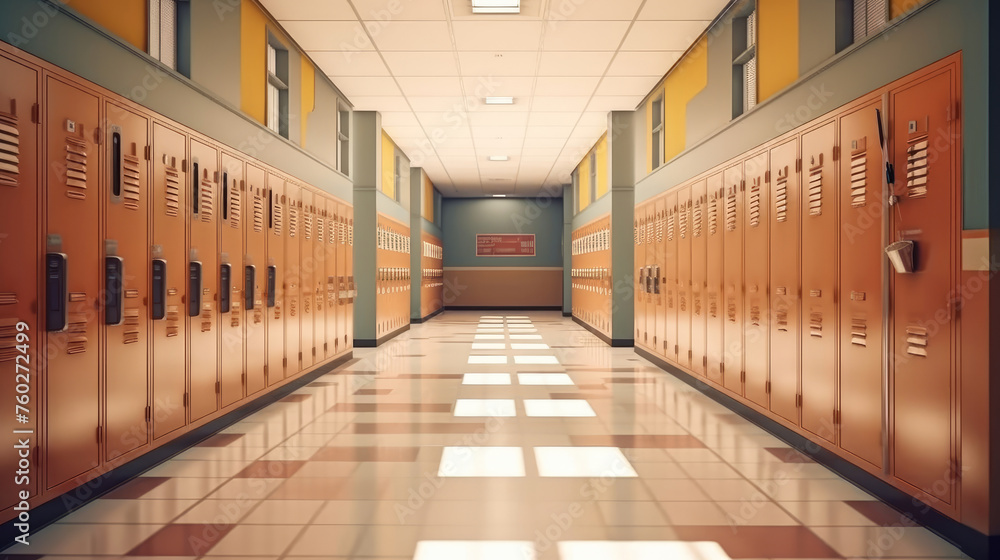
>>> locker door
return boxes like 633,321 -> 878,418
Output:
324,197 -> 339,357
346,206 -> 354,349
633,208 -> 644,346
300,189 -> 315,368
314,199 -> 327,360
838,100 -> 884,468
266,174 -> 285,384
151,123 -> 186,439
652,197 -> 666,356
0,55 -> 39,510
219,154 -> 245,408
676,187 -> 692,368
705,173 -> 725,385
103,102 -> 150,460
244,164 -> 267,395
337,203 -> 347,353
800,121 -> 838,443
722,163 -> 744,395
663,195 -> 677,359
285,184 -> 302,374
743,152 -> 769,408
44,76 -> 101,488
768,138 -> 801,424
690,180 -> 708,376
889,69 -> 957,502
188,139 -> 219,421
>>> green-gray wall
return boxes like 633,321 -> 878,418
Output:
442,198 -> 564,268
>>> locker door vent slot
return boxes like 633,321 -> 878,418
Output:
0,293 -> 16,305
693,293 -> 702,316
666,211 -> 675,241
164,166 -> 180,217
851,318 -> 867,347
774,167 -> 788,222
633,221 -> 638,245
708,294 -> 718,318
809,312 -> 823,337
726,189 -> 738,231
656,213 -> 663,242
199,178 -> 214,221
708,193 -> 719,234
230,300 -> 241,328
228,181 -> 241,229
749,179 -> 761,227
272,201 -> 284,235
750,306 -> 761,326
348,220 -> 354,246
165,306 -> 179,337
807,161 -> 823,216
317,217 -> 324,243
679,203 -> 688,239
0,112 -> 21,186
906,136 -> 929,199
252,192 -> 264,233
123,309 -> 140,344
776,309 -> 788,331
906,325 -> 928,357
850,143 -> 868,207
304,213 -> 313,240
65,137 -> 88,199
66,313 -> 88,354
289,206 -> 298,237
727,296 -> 736,323
693,198 -> 704,237
122,154 -> 141,210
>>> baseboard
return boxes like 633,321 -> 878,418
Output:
411,307 -> 444,323
562,311 -> 572,317
634,346 -> 998,560
444,306 -> 562,311
355,324 -> 411,348
571,315 -> 633,347
0,352 -> 352,551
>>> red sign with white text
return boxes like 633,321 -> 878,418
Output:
476,234 -> 535,257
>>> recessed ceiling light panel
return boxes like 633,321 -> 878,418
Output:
488,155 -> 509,161
485,96 -> 515,105
472,0 -> 520,14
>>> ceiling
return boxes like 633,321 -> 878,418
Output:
258,0 -> 730,197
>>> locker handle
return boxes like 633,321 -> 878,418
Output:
268,189 -> 273,229
266,265 -> 277,308
189,261 -> 202,317
245,265 -> 256,310
151,259 -> 167,320
191,161 -> 200,215
222,172 -> 229,221
111,130 -> 122,199
45,253 -> 68,332
219,263 -> 231,314
105,256 -> 124,326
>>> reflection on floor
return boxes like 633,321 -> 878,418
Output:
17,311 -> 970,559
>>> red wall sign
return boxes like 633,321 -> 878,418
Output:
476,234 -> 536,257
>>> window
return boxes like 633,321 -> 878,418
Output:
337,105 -> 350,175
149,0 -> 189,74
650,96 -> 664,169
853,0 -> 889,42
732,4 -> 757,118
266,35 -> 289,138
393,154 -> 402,202
589,151 -> 597,203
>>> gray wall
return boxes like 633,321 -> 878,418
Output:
442,198 -> 564,268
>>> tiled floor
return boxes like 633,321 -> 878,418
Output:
11,311 -> 970,559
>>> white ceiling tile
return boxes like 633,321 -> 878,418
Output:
280,21 -> 370,50
638,0 -> 730,21
545,0 -> 643,21
310,50 -> 389,77
577,112 -> 609,128
523,138 -> 569,149
452,21 -> 543,51
371,21 -> 453,51
378,111 -> 420,126
352,0 -> 448,20
457,51 -> 539,77
526,112 -> 582,127
533,76 -> 601,97
381,52 -> 460,76
595,76 -> 662,96
334,76 -> 402,97
471,126 -> 528,139
407,96 -> 469,112
260,0 -> 356,20
542,21 -> 630,51
572,125 -> 609,139
397,76 -> 463,97
606,51 -> 683,76
346,96 -> 411,111
523,126 -> 574,139
467,112 -> 530,126
463,76 -> 535,99
537,51 -> 614,77
586,95 -> 645,112
382,125 -> 426,138
621,20 -> 712,51
529,97 -> 591,112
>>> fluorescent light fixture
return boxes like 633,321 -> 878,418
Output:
488,155 -> 509,162
472,0 -> 520,14
492,194 -> 507,198
485,96 -> 514,105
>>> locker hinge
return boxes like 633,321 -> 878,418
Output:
182,159 -> 188,172
215,381 -> 221,394
740,180 -> 746,192
283,357 -> 287,367
31,103 -> 39,124
795,394 -> 802,407
298,351 -> 303,361
688,350 -> 692,360
94,127 -> 102,145
33,446 -> 39,466
183,392 -> 189,407
242,373 -> 246,385
834,409 -> 841,425
703,356 -> 707,367
312,347 -> 316,356
96,426 -> 102,443
832,145 -> 840,162
144,145 -> 152,161
765,381 -> 771,393
795,158 -> 802,172
264,365 -> 268,375
145,406 -> 151,422
674,344 -> 678,355
720,363 -> 725,374
740,371 -> 746,383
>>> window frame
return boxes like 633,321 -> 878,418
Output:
266,34 -> 290,139
337,104 -> 351,176
650,95 -> 664,169
589,151 -> 598,203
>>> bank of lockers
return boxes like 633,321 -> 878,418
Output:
376,214 -> 411,339
0,45 -> 354,520
570,216 -> 611,337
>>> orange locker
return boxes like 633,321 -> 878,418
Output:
188,139 -> 219,422
676,187 -> 692,368
0,54 -> 39,510
743,151 -> 769,408
345,206 -> 354,349
150,123 -> 187,439
800,121 -> 838,442
722,163 -> 744,395
324,197 -> 339,357
219,153 -> 245,408
652,196 -> 665,356
284,183 -> 302,374
313,197 -> 327,360
43,76 -> 101,488
244,163 -> 267,395
300,189 -> 315,368
888,68 -> 958,503
633,209 -> 645,345
837,100 -> 884,468
690,180 -> 707,376
103,101 -> 150,460
662,195 -> 676,359
768,138 -> 801,424
705,173 -> 725,385
337,203 -> 348,352
266,174 -> 285,384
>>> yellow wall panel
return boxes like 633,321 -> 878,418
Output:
891,0 -> 929,19
300,58 -> 315,147
663,37 -> 708,162
381,131 -> 396,199
423,174 -> 435,222
241,0 -> 267,125
66,0 -> 147,51
595,135 -> 609,199
757,0 -> 799,102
